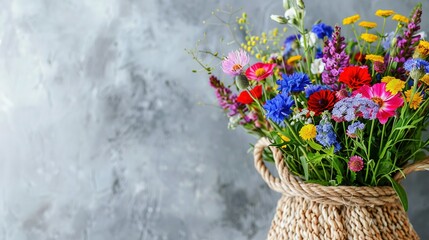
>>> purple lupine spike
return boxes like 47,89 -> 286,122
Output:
390,6 -> 422,79
321,26 -> 350,90
209,75 -> 246,117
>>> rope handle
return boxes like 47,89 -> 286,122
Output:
394,158 -> 429,181
253,138 -> 284,193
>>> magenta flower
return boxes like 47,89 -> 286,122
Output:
245,62 -> 276,81
348,156 -> 364,172
353,83 -> 404,124
221,49 -> 250,77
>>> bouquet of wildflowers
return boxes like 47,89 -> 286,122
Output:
196,1 -> 429,210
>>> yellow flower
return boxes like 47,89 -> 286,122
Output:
386,79 -> 405,94
375,10 -> 395,18
361,33 -> 378,43
299,124 -> 317,141
343,14 -> 360,25
381,76 -> 396,83
287,55 -> 302,65
392,14 -> 409,24
359,21 -> 377,29
420,74 -> 429,85
365,54 -> 384,63
416,40 -> 429,57
405,89 -> 423,110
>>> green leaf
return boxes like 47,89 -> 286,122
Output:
376,160 -> 394,177
350,171 -> 356,183
379,140 -> 392,159
300,156 -> 309,181
307,152 -> 326,163
387,176 -> 408,211
394,125 -> 416,131
308,140 -> 323,151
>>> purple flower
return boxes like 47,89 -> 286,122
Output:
264,94 -> 295,124
321,26 -> 349,90
209,75 -> 246,117
346,121 -> 365,138
221,49 -> 249,77
277,72 -> 311,93
312,23 -> 334,39
304,84 -> 331,98
332,94 -> 379,122
348,155 -> 364,172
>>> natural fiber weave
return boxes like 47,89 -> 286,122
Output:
254,137 -> 429,240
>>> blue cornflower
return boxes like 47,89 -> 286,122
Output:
283,34 -> 301,56
347,121 -> 365,138
277,72 -> 311,93
382,32 -> 395,50
304,84 -> 331,98
332,94 -> 379,122
316,120 -> 341,152
312,23 -> 334,39
315,47 -> 323,59
264,94 -> 295,124
404,58 -> 429,71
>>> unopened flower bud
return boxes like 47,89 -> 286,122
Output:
410,68 -> 425,81
283,0 -> 290,9
235,74 -> 249,89
296,0 -> 305,9
270,15 -> 288,24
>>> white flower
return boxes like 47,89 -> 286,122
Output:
228,115 -> 240,129
299,32 -> 317,48
311,58 -> 325,74
284,8 -> 297,20
270,15 -> 288,24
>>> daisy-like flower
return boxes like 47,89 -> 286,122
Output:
307,90 -> 337,116
287,55 -> 302,65
381,76 -> 396,83
392,14 -> 409,24
361,33 -> 378,43
339,66 -> 372,90
236,85 -> 263,104
348,156 -> 364,172
359,21 -> 377,29
343,14 -> 360,25
404,89 -> 423,110
264,94 -> 295,124
365,54 -> 384,63
221,49 -> 250,77
386,79 -> 405,94
354,83 -> 404,124
299,124 -> 317,141
245,62 -> 276,81
420,74 -> 429,85
375,10 -> 395,18
416,40 -> 429,58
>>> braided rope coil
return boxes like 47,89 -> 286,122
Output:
254,137 -> 429,206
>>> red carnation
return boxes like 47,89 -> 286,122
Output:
308,89 -> 336,116
237,85 -> 263,104
338,66 -> 372,90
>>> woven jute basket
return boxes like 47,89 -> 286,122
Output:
254,137 -> 429,240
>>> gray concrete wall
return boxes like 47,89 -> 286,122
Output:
0,0 -> 427,239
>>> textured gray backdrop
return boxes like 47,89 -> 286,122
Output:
0,0 -> 428,239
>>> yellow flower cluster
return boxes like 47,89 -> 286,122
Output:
299,124 -> 317,141
386,79 -> 405,94
287,55 -> 302,65
375,9 -> 395,18
343,14 -> 360,25
361,33 -> 378,43
365,54 -> 384,63
420,74 -> 429,85
405,90 -> 423,110
359,21 -> 377,29
392,14 -> 409,24
416,40 -> 429,57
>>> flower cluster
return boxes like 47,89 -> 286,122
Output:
199,1 -> 429,208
